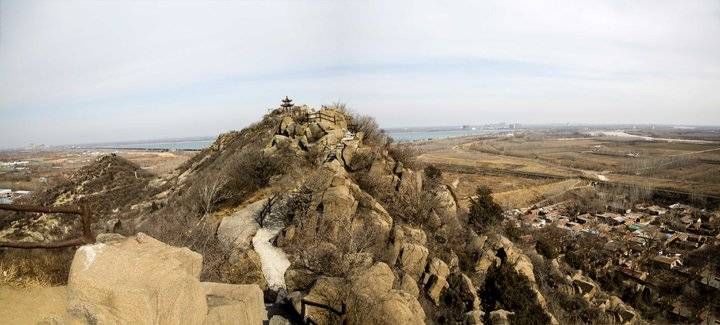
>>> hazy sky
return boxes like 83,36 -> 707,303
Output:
1,0 -> 720,148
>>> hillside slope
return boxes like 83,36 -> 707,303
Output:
10,104 -> 643,324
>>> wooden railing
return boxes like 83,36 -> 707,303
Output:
0,204 -> 94,249
306,112 -> 338,125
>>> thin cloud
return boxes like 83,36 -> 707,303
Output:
1,0 -> 719,148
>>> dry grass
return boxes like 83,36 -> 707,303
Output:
492,179 -> 584,209
0,249 -> 74,288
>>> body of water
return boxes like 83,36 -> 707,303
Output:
88,128 -> 507,151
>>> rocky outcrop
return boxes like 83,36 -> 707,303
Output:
347,263 -> 426,325
490,309 -> 514,325
203,282 -> 266,325
472,235 -> 558,325
423,258 -> 450,305
397,243 -> 429,281
217,199 -> 265,253
64,233 -> 266,324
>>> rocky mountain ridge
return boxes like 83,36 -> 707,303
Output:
7,104 -> 643,324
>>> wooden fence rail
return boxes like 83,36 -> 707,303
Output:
0,203 -> 94,249
306,112 -> 337,125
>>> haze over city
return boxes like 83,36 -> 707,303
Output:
1,0 -> 719,148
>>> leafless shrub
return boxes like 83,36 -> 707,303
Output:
194,176 -> 231,217
255,193 -> 281,227
350,114 -> 387,146
388,144 -> 418,169
349,149 -> 378,171
355,169 -> 436,226
223,147 -> 294,205
323,101 -> 351,114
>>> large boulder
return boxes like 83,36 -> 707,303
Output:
217,199 -> 266,253
67,233 -> 207,325
423,258 -> 450,305
397,243 -> 429,280
347,263 -> 426,325
66,233 -> 267,324
490,310 -> 514,325
222,249 -> 268,291
279,116 -> 296,136
474,235 -> 559,324
203,282 -> 266,325
432,185 -> 459,221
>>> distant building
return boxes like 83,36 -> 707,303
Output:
651,255 -> 683,269
280,96 -> 294,112
0,189 -> 12,204
597,212 -> 625,226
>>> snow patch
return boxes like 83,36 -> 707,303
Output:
252,227 -> 290,290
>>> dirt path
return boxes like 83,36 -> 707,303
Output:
668,146 -> 720,157
0,286 -> 68,323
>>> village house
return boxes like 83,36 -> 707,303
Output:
647,205 -> 668,215
0,189 -> 11,204
597,212 -> 625,226
574,213 -> 591,224
618,267 -> 648,282
651,255 -> 683,270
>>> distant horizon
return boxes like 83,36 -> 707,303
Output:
3,120 -> 718,151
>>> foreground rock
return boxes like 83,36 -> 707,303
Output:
64,233 -> 265,324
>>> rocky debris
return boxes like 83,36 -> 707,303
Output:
284,267 -> 317,292
399,273 -> 420,298
422,258 -> 450,305
472,235 -> 558,324
489,310 -> 514,325
269,315 -> 291,325
465,310 -> 485,324
449,273 -> 482,312
225,249 -> 268,291
288,262 -> 426,325
432,185 -> 459,221
397,243 -> 429,281
347,262 -> 426,325
64,233 -> 265,324
396,168 -> 423,193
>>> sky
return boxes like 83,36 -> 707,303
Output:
1,0 -> 719,148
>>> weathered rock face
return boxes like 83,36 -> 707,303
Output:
347,263 -> 426,325
203,282 -> 266,325
397,243 -> 429,281
473,235 -> 558,325
66,233 -> 266,325
67,233 -> 207,325
423,258 -> 450,305
490,309 -> 514,325
432,185 -> 459,222
217,199 -> 265,253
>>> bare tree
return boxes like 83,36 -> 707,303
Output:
255,193 -> 281,227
